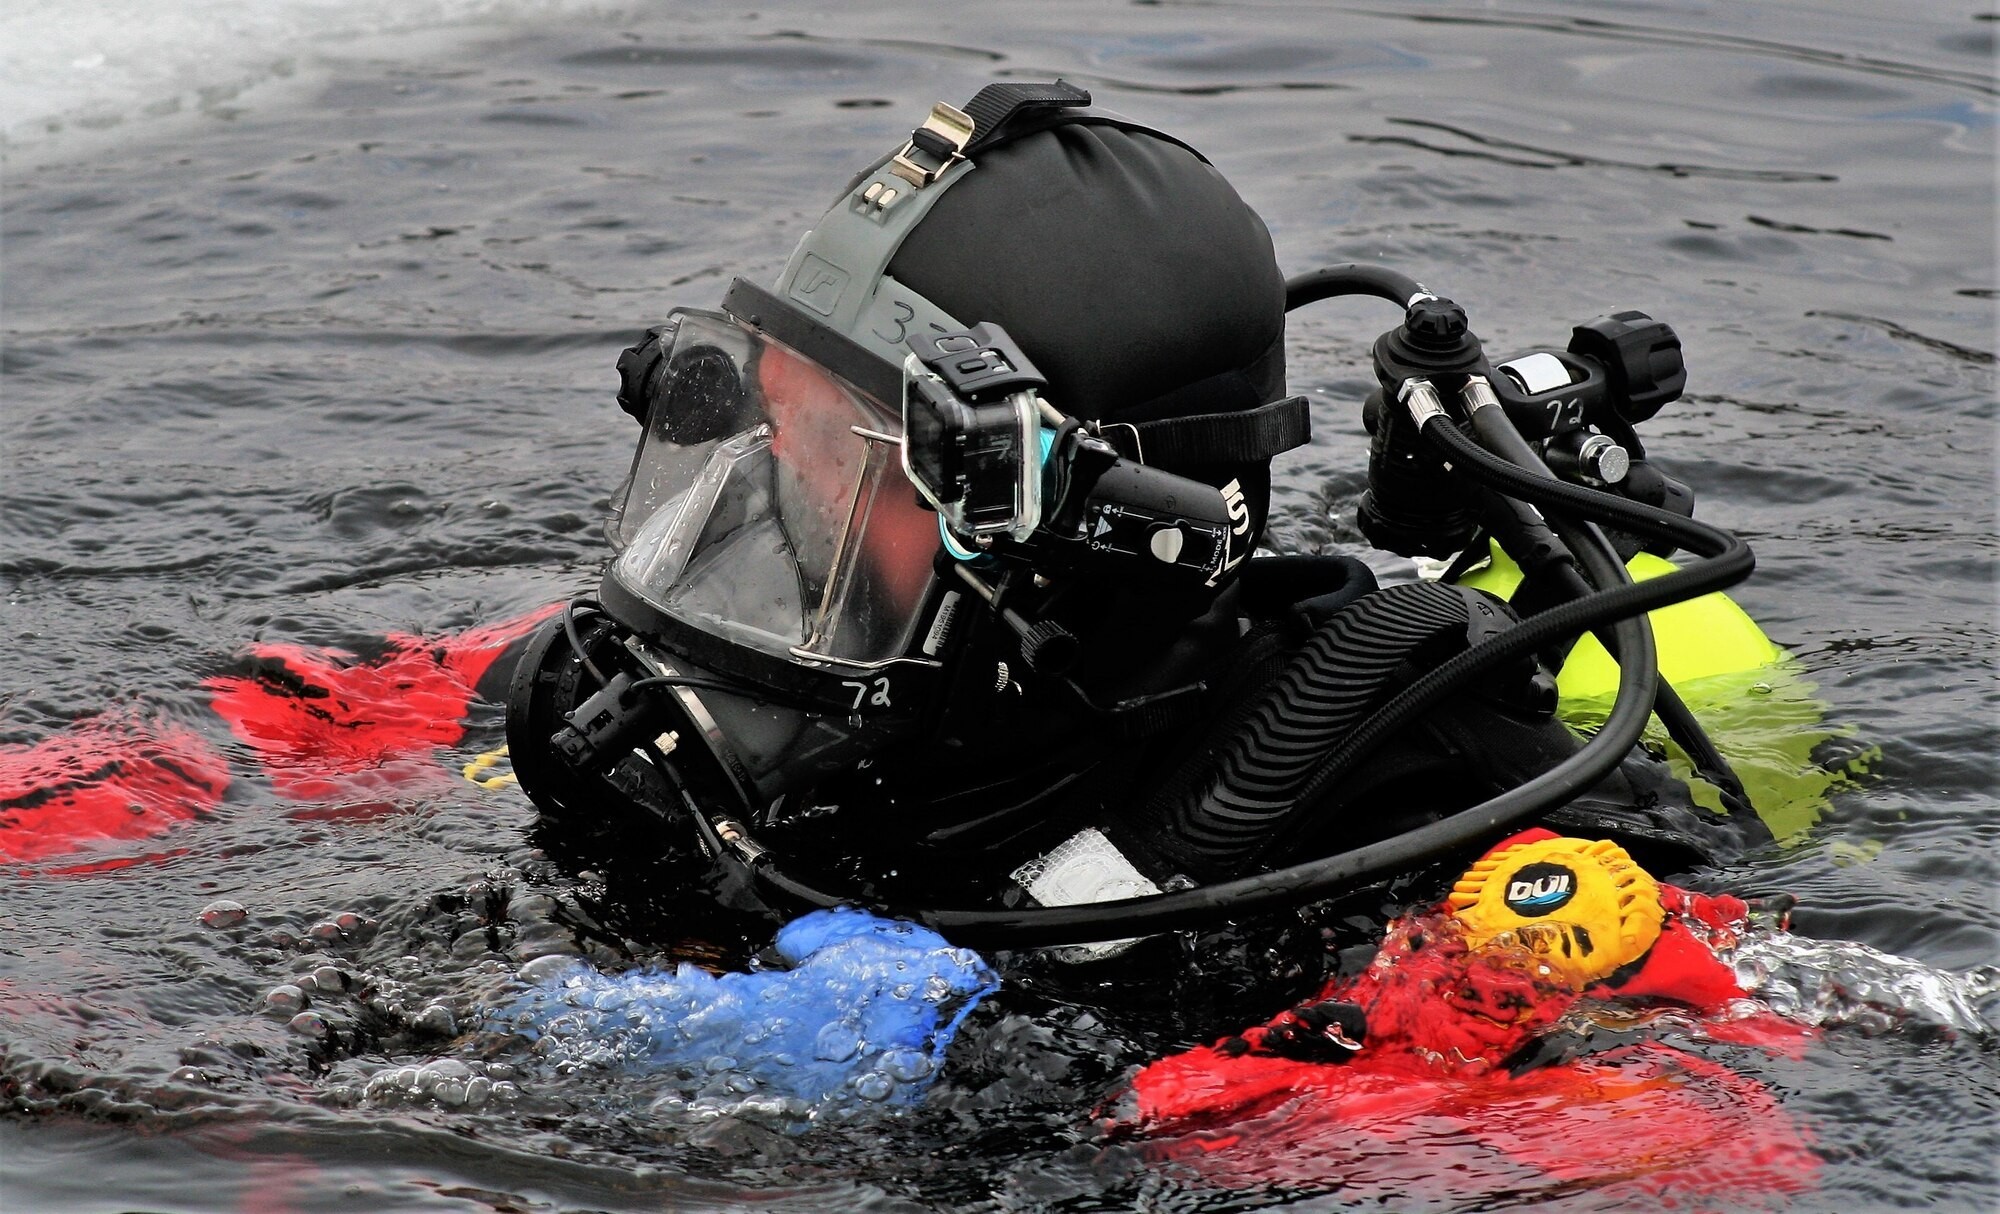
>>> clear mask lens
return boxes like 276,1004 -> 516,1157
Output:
610,311 -> 938,668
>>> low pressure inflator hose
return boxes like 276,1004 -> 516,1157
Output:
1456,376 -> 1753,808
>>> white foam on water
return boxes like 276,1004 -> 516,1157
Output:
1727,931 -> 2000,1037
0,0 -> 612,154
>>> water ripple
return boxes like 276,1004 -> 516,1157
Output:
1355,118 -> 1840,182
1805,310 -> 1997,366
1366,6 -> 1999,98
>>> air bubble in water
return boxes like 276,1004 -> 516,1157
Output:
199,900 -> 247,929
519,954 -> 583,985
814,1023 -> 862,1062
853,1071 -> 893,1102
880,1049 -> 931,1083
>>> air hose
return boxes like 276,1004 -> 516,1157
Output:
1126,577 -> 1655,883
1281,267 -> 1727,804
1278,415 -> 1751,822
1287,268 -> 1748,808
1284,263 -> 1431,310
1464,398 -> 1753,808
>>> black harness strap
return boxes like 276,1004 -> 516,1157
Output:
1117,395 -> 1312,466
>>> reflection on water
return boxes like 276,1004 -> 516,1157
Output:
2,0 -> 1995,1210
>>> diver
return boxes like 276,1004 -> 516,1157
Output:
5,85 -> 1954,1205
498,79 -> 1772,957
0,82 -> 1764,954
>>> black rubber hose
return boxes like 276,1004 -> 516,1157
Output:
638,740 -> 850,913
1283,259 -> 1735,800
752,856 -> 850,911
563,595 -> 611,687
1285,264 -> 1429,311
1283,270 -> 1739,791
923,622 -> 1654,950
1281,417 -> 1751,815
1463,401 -> 1752,806
1546,515 -> 1754,809
739,628 -> 1648,946
1150,582 -> 1530,878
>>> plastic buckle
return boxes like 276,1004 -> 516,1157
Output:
889,102 -> 975,189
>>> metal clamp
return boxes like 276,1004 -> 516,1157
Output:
1459,373 -> 1502,416
1398,377 -> 1449,428
711,817 -> 768,864
783,647 -> 942,674
889,102 -> 975,189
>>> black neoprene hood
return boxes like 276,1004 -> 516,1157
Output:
888,121 -> 1289,425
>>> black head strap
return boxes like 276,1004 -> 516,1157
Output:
961,80 -> 1092,155
944,78 -> 1210,166
1117,396 -> 1312,467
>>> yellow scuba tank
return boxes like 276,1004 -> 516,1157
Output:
1453,541 -> 1869,843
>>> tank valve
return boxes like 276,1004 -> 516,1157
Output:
1545,430 -> 1630,485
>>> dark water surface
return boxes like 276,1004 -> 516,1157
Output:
3,1 -> 1995,1210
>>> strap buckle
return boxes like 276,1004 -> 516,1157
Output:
889,102 -> 975,189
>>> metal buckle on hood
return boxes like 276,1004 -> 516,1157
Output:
889,102 -> 975,189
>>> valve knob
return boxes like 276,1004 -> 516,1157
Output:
1569,311 -> 1685,424
1583,434 -> 1630,484
1545,430 -> 1630,485
1013,618 -> 1079,676
1404,297 -> 1470,351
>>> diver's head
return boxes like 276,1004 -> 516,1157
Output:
788,88 -> 1290,473
510,82 -> 1306,827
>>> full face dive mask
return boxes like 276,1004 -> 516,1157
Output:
506,82 -> 1312,832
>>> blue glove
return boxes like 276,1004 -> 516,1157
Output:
498,908 -> 997,1115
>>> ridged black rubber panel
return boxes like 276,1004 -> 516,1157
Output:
1143,582 -> 1476,879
